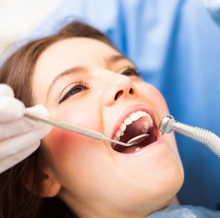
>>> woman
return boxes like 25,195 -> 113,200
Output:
0,21 -> 219,218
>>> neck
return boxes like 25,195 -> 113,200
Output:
66,195 -> 181,218
169,196 -> 180,205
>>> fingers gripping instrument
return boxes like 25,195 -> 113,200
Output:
159,115 -> 220,159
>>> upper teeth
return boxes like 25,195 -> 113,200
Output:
113,110 -> 153,141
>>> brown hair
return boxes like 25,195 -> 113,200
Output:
0,21 -> 114,218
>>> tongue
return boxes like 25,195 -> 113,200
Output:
122,145 -> 143,153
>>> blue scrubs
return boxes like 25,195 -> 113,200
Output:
148,204 -> 220,217
5,0 -> 220,210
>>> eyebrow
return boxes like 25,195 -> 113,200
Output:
47,54 -> 131,100
106,54 -> 129,63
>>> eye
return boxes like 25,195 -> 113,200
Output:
59,81 -> 88,104
121,67 -> 141,77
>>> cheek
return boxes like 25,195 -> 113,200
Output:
43,108 -> 103,164
43,130 -> 88,175
138,83 -> 169,115
44,128 -> 82,157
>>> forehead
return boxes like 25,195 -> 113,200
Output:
33,37 -> 120,87
36,37 -> 120,69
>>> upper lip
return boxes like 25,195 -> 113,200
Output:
111,104 -> 157,140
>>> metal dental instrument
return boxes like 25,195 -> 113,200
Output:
127,133 -> 149,145
159,114 -> 220,159
24,110 -> 147,147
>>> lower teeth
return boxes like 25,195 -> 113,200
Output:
135,147 -> 140,151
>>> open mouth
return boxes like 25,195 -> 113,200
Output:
111,110 -> 158,153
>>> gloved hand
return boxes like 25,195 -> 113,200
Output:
0,84 -> 52,174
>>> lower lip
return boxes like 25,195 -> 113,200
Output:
116,131 -> 163,156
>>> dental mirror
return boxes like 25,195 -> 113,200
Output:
127,133 -> 149,145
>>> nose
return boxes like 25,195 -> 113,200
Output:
102,71 -> 136,106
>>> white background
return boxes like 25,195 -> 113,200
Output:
0,0 -> 63,57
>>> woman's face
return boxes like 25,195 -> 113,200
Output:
32,37 -> 184,217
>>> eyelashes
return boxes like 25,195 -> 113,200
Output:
59,81 -> 88,104
59,67 -> 140,104
121,67 -> 141,77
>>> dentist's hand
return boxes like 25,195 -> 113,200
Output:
0,84 -> 52,174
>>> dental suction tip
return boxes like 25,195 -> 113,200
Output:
159,114 -> 175,134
